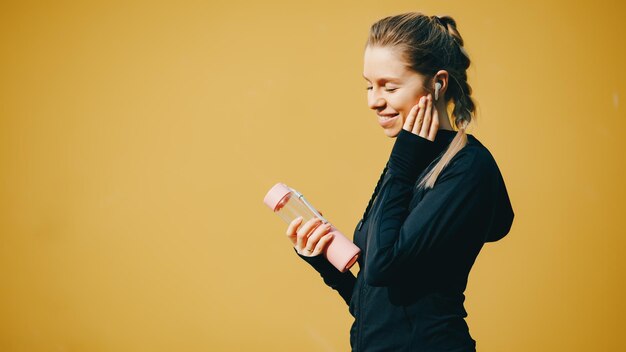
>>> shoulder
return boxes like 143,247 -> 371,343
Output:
442,135 -> 501,183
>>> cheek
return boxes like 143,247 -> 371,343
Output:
391,93 -> 420,123
398,104 -> 415,124
396,95 -> 419,117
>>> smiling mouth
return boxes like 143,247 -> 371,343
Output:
379,114 -> 399,120
378,114 -> 400,128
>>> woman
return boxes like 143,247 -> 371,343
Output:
285,12 -> 514,351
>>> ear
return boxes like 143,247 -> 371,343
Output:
432,70 -> 449,100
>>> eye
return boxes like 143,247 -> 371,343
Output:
366,86 -> 397,92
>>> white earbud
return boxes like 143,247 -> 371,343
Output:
434,82 -> 442,101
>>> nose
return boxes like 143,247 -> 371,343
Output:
367,92 -> 385,110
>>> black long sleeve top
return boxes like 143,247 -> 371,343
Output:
296,128 -> 515,352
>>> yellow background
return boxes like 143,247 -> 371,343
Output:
1,1 -> 624,351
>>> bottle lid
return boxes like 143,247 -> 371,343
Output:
263,182 -> 292,212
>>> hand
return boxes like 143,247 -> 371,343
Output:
403,93 -> 439,142
286,217 -> 334,257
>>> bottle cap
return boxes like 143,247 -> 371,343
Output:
263,182 -> 292,212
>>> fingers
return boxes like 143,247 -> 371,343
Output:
419,94 -> 432,138
402,103 -> 419,132
412,96 -> 426,135
303,222 -> 332,254
286,216 -> 303,245
402,94 -> 439,141
287,217 -> 335,257
427,106 -> 439,141
295,217 -> 322,252
311,233 -> 334,256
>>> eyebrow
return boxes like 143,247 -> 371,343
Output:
362,74 -> 402,83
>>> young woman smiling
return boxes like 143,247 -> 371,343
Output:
284,12 -> 515,352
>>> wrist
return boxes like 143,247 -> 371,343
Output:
388,129 -> 437,182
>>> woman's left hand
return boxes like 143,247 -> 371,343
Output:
403,93 -> 439,142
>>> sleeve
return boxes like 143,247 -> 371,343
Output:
364,131 -> 490,287
294,248 -> 357,306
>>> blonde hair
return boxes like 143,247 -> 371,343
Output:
367,12 -> 477,190
416,120 -> 470,190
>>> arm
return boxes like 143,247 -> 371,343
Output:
364,132 -> 489,286
295,249 -> 356,305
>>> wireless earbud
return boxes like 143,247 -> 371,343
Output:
434,82 -> 442,101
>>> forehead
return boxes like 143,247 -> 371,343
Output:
363,46 -> 414,82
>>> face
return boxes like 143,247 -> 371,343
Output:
363,46 -> 430,138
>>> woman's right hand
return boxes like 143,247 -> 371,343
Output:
286,217 -> 334,257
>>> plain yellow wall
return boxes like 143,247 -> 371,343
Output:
1,0 -> 624,351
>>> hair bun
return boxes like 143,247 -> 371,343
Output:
432,15 -> 464,47
431,15 -> 445,27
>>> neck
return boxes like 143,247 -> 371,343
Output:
435,100 -> 454,131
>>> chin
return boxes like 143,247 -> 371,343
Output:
382,126 -> 402,138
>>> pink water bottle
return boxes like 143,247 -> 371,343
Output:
264,182 -> 360,273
